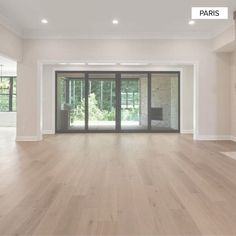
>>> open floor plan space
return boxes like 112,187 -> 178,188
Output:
1,0 -> 236,235
1,129 -> 236,235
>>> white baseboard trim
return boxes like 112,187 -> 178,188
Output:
16,136 -> 43,142
181,130 -> 193,134
195,135 -> 231,141
42,130 -> 55,135
14,133 -> 236,142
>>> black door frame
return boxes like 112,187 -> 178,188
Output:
55,71 -> 180,133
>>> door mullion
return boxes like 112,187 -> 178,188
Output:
85,72 -> 89,131
116,72 -> 121,131
148,72 -> 151,131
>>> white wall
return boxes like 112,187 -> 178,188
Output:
0,21 -> 233,140
230,51 -> 236,140
42,65 -> 55,133
181,66 -> 194,133
212,25 -> 236,52
0,24 -> 22,61
42,65 -> 194,133
16,39 -> 231,140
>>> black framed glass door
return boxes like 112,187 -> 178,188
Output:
55,71 -> 180,133
56,72 -> 85,132
149,72 -> 180,132
120,73 -> 148,130
87,73 -> 116,131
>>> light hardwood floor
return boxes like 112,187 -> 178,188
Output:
1,128 -> 236,236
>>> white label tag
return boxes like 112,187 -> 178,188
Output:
191,7 -> 228,19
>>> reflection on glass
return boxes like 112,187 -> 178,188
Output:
55,71 -> 180,133
88,73 -> 116,130
150,73 -> 179,131
56,73 -> 85,131
121,74 -> 148,130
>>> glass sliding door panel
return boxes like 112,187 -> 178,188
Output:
150,73 -> 179,131
56,72 -> 85,131
55,71 -> 180,133
121,73 -> 148,130
88,73 -> 116,130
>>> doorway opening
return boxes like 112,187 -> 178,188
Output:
55,71 -> 180,133
0,55 -> 17,129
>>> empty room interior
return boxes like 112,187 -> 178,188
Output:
1,0 -> 236,235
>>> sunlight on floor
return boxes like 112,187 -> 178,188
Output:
221,152 -> 236,161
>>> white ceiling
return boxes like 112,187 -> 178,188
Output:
0,0 -> 235,39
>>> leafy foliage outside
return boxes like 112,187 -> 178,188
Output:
72,93 -> 116,122
71,93 -> 139,123
0,77 -> 16,112
58,77 -> 140,125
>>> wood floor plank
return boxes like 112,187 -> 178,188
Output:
0,129 -> 236,235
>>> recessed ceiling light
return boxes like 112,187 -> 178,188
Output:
88,62 -> 117,66
189,20 -> 195,25
112,19 -> 119,25
41,19 -> 48,24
